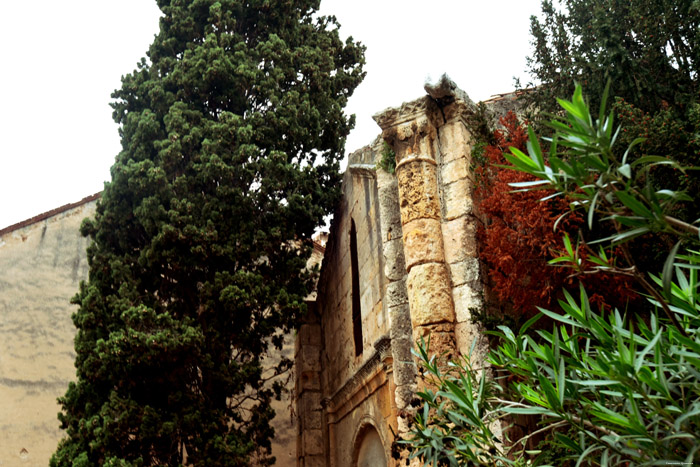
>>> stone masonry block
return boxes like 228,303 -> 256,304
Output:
297,324 -> 321,347
302,455 -> 326,467
395,383 -> 419,410
389,303 -> 412,341
304,409 -> 322,430
391,335 -> 414,362
413,327 -> 456,360
441,216 -> 476,264
438,121 -> 472,164
298,345 -> 320,373
297,370 -> 321,392
386,280 -> 408,308
393,356 -> 418,386
383,237 -> 406,281
402,218 -> 445,271
441,158 -> 469,185
396,160 -> 440,224
449,257 -> 481,287
406,263 -> 455,326
377,174 -> 403,236
302,429 -> 323,456
299,390 -> 322,414
360,284 -> 377,321
452,283 -> 483,323
455,321 -> 489,365
443,179 -> 473,220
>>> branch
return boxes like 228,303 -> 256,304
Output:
664,215 -> 700,237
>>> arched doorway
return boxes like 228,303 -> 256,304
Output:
355,424 -> 387,467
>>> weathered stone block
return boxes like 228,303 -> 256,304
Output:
389,304 -> 412,343
441,158 -> 469,185
360,285 -> 377,322
406,263 -> 455,326
412,328 -> 456,359
396,160 -> 440,224
449,257 -> 480,287
455,321 -> 489,365
382,238 -> 406,281
391,334 -> 414,361
302,428 -> 323,456
377,174 -> 403,240
298,371 -> 321,392
442,179 -> 473,220
299,390 -> 322,415
304,408 -> 322,430
298,345 -> 321,373
379,389 -> 393,418
393,357 -> 418,387
402,218 -> 445,270
386,280 -> 408,308
297,324 -> 321,347
302,455 -> 326,467
441,216 -> 477,264
438,121 -> 472,164
395,383 -> 418,410
452,283 -> 483,323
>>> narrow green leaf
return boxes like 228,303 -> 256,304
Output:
618,163 -> 631,179
662,242 -> 681,297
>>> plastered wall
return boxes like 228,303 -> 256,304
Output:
0,199 -> 95,466
0,198 -> 301,467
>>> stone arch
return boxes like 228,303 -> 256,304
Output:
352,418 -> 387,467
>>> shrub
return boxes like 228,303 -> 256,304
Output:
402,85 -> 700,466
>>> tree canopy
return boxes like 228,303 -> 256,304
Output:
51,1 -> 364,465
526,0 -> 700,115
524,0 -> 700,237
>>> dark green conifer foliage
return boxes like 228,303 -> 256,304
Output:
51,1 -> 364,465
523,0 -> 700,221
526,0 -> 700,115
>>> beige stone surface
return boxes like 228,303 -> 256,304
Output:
442,178 -> 473,220
0,201 -> 95,467
406,263 -> 455,326
442,216 -> 477,264
402,218 -> 445,270
453,282 -> 483,324
396,160 -> 440,224
441,157 -> 469,185
449,257 -> 481,288
0,199 -> 299,467
438,121 -> 473,164
317,149 -> 388,398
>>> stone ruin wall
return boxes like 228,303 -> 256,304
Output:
297,77 -> 504,467
0,78 -> 519,467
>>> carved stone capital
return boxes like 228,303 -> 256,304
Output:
372,97 -> 437,131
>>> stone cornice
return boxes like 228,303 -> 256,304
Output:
373,97 -> 437,130
323,335 -> 392,412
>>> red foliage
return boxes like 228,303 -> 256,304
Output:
475,112 -> 635,317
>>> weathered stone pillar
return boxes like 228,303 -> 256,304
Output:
375,138 -> 417,438
374,99 -> 457,359
425,77 -> 489,363
295,304 -> 324,467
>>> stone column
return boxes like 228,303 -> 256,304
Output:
374,98 -> 457,359
375,148 -> 417,438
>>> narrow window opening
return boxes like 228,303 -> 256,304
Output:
350,219 -> 363,356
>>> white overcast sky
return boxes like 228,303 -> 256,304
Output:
0,0 -> 541,230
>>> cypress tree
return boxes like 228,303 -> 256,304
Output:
51,1 -> 364,465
